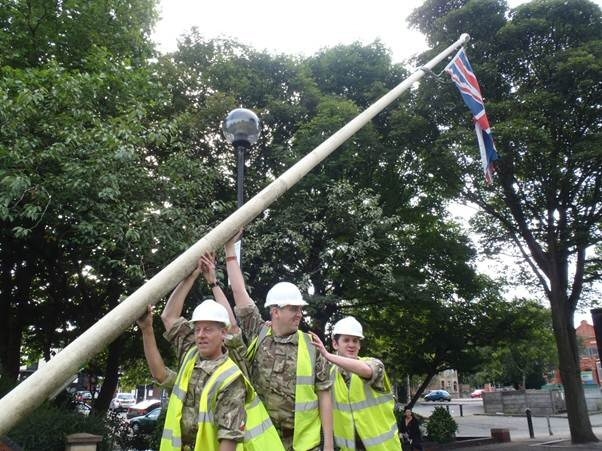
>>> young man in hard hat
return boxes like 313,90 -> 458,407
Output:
137,256 -> 283,451
225,238 -> 334,451
309,317 -> 402,451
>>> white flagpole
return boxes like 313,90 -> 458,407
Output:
0,33 -> 470,436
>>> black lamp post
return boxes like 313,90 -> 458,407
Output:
222,108 -> 260,264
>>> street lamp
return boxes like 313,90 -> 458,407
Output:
222,108 -> 260,265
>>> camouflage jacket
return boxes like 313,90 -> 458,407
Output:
235,304 -> 332,431
335,357 -> 386,391
160,317 -> 246,447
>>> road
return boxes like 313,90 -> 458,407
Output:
412,398 -> 602,440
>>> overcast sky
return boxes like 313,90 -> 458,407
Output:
152,1 -> 536,62
152,0 -> 429,62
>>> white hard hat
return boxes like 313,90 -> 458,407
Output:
265,282 -> 308,307
189,299 -> 230,327
332,316 -> 364,338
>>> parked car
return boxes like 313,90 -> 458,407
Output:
76,402 -> 92,416
127,399 -> 162,419
110,392 -> 136,411
423,389 -> 452,402
75,390 -> 93,403
129,407 -> 162,435
470,389 -> 485,398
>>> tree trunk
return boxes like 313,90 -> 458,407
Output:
522,371 -> 526,391
0,250 -> 31,381
549,291 -> 598,443
407,372 -> 435,409
92,336 -> 124,415
0,315 -> 22,381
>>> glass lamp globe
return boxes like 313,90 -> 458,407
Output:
222,108 -> 260,147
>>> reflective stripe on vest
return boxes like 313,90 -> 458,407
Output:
293,331 -> 321,450
194,359 -> 243,451
161,346 -> 284,451
161,347 -> 198,451
332,359 -> 402,451
247,327 -> 322,450
240,375 -> 285,451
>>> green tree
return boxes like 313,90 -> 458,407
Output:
0,56 -> 211,400
410,0 -> 602,442
465,299 -> 557,389
0,0 -> 225,417
0,0 -> 157,68
149,34 -> 519,412
200,39 -> 518,401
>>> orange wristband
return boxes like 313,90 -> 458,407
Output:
226,256 -> 237,262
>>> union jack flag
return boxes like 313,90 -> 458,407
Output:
444,48 -> 498,184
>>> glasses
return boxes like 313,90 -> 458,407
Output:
278,305 -> 304,314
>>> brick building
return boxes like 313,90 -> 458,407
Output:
550,319 -> 601,385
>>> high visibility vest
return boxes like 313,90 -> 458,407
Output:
247,327 -> 322,450
331,358 -> 402,450
161,347 -> 284,451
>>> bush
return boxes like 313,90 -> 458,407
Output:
426,406 -> 458,443
6,402 -> 145,451
149,408 -> 167,449
7,404 -> 108,451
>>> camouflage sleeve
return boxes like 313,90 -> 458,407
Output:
163,317 -> 196,365
314,348 -> 333,391
154,367 -> 178,389
215,376 -> 247,442
225,331 -> 251,379
234,304 -> 265,343
364,357 -> 386,392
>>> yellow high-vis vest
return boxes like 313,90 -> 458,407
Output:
247,327 -> 322,450
332,358 -> 402,450
161,347 -> 284,451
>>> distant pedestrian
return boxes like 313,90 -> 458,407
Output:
400,408 -> 423,451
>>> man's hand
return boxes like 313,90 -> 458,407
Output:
136,305 -> 154,331
226,229 -> 243,249
199,252 -> 217,285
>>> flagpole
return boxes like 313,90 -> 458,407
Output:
0,33 -> 470,436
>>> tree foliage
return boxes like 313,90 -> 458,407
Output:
465,299 -> 558,389
1,1 -> 584,438
0,0 -> 219,414
0,0 -> 157,68
409,0 -> 601,442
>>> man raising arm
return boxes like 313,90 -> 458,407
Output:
225,236 -> 334,451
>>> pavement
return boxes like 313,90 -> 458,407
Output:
460,438 -> 602,450
412,400 -> 602,450
448,415 -> 602,450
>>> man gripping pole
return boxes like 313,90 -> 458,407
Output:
0,33 -> 470,436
